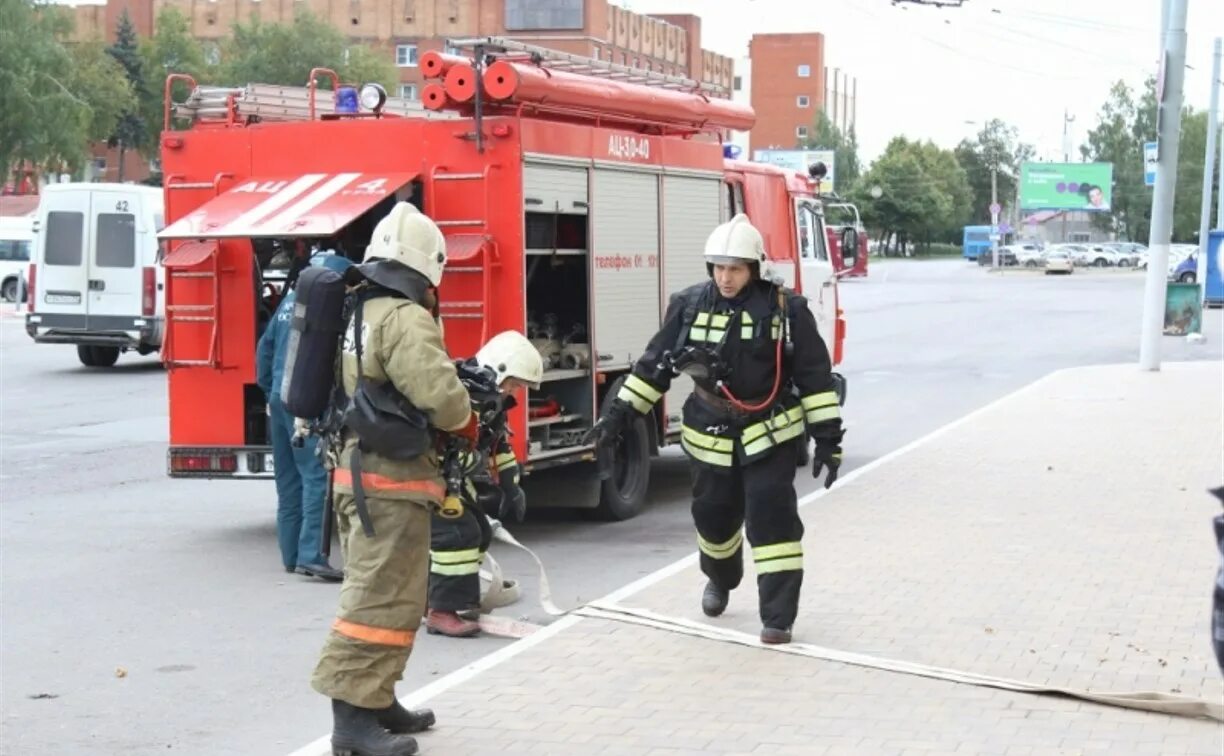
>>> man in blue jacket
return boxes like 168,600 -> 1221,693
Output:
257,250 -> 352,582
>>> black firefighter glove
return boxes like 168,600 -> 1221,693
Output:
497,468 -> 527,524
581,399 -> 636,480
811,430 -> 845,490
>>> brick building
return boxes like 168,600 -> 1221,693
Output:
740,32 -> 856,155
69,0 -> 732,104
61,0 -> 734,183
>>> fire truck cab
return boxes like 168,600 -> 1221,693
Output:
157,39 -> 845,520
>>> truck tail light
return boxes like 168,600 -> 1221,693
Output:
26,264 -> 36,312
169,450 -> 238,474
142,266 -> 156,316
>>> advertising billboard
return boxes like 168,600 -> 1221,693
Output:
753,149 -> 835,193
1019,162 -> 1114,211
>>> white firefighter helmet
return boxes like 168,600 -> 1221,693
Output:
476,330 -> 545,390
704,214 -> 770,277
363,202 -> 448,286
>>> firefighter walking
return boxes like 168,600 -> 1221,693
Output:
589,214 -> 844,645
427,331 -> 542,638
309,203 -> 478,756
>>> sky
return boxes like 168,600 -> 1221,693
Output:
624,0 -> 1223,163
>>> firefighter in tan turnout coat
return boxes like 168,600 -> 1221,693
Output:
311,203 -> 478,756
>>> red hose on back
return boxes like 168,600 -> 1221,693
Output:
717,288 -> 787,413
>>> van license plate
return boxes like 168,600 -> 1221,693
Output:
44,293 -> 81,305
264,454 -> 275,473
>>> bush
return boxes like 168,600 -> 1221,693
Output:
914,243 -> 963,258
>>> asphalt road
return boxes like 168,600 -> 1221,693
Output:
1,260 -> 1220,755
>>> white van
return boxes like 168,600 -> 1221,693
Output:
25,183 -> 166,367
0,214 -> 34,303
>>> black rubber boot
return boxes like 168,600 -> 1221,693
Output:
377,700 -> 436,734
701,581 -> 729,617
331,699 -> 419,756
760,626 -> 792,645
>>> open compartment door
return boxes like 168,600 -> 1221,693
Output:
158,172 -> 419,240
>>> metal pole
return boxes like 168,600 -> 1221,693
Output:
1195,38 -> 1221,309
1139,0 -> 1189,371
991,167 -> 999,268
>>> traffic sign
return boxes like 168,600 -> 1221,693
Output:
1144,141 -> 1158,187
989,202 -> 1002,216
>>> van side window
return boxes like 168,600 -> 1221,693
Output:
0,240 -> 29,261
97,213 -> 136,268
45,212 -> 84,266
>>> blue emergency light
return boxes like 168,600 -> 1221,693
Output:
723,144 -> 743,159
335,86 -> 359,114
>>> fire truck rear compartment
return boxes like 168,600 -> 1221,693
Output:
523,208 -> 595,462
240,193 -> 418,450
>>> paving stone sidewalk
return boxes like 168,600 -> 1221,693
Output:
303,362 -> 1224,755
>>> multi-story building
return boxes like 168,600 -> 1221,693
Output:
63,0 -> 734,182
743,32 -> 856,155
69,1 -> 732,104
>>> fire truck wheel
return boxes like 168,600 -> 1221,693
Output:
593,414 -> 651,521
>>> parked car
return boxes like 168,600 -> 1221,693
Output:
1043,248 -> 1074,275
1103,242 -> 1145,267
976,245 -> 1018,266
1071,244 -> 1119,267
1012,245 -> 1046,267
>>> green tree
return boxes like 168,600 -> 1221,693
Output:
139,6 -> 209,149
341,44 -> 397,93
69,40 -> 139,145
106,8 -> 148,181
913,140 -> 973,243
220,12 -> 346,87
0,2 -> 79,182
1080,77 -> 1218,243
0,2 -> 134,183
954,119 -> 1029,225
851,137 -> 963,254
800,111 -> 860,193
1080,80 -> 1147,242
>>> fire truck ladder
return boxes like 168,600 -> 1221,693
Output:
172,83 -> 458,124
429,165 -> 495,346
446,36 -> 729,96
161,174 -> 231,369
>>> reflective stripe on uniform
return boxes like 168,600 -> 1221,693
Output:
495,452 -> 518,471
617,374 -> 663,413
739,312 -> 781,340
801,391 -> 841,425
430,547 -> 483,576
698,529 -> 744,559
332,617 -> 416,647
690,312 -> 730,344
752,541 -> 803,574
681,425 -> 735,467
332,468 -> 446,500
741,406 -> 806,457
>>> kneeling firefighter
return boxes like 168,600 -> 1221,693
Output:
427,330 -> 543,638
587,214 -> 845,645
289,202 -> 479,756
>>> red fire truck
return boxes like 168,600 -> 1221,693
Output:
822,197 -> 870,279
156,39 -> 845,520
